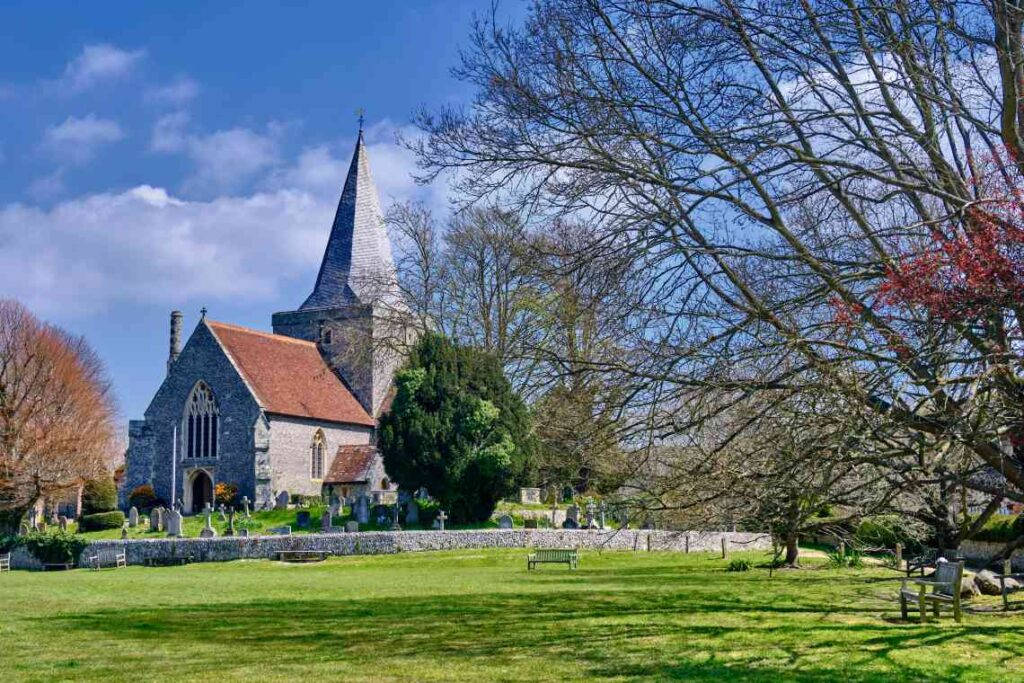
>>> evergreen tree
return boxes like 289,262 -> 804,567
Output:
379,333 -> 535,522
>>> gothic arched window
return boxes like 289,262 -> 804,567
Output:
311,430 -> 325,480
184,382 -> 219,459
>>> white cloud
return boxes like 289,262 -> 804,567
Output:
145,77 -> 199,106
61,44 -> 144,92
27,168 -> 65,200
150,111 -> 190,152
0,185 -> 333,316
42,114 -> 125,164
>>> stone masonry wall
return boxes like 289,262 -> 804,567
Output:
266,414 -> 373,499
8,530 -> 770,570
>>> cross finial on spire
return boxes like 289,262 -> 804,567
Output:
200,306 -> 207,320
356,107 -> 365,133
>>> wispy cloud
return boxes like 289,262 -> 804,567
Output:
60,44 -> 144,92
42,114 -> 125,164
145,76 -> 199,106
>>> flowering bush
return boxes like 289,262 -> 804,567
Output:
215,483 -> 239,507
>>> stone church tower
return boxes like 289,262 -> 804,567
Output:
272,128 -> 407,417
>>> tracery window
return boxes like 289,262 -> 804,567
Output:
184,382 -> 219,459
311,430 -> 325,480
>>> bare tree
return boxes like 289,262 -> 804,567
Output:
0,299 -> 115,532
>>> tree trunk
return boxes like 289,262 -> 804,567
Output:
784,532 -> 800,567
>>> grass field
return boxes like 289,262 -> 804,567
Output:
1,549 -> 1021,682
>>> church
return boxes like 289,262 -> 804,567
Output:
123,127 -> 408,513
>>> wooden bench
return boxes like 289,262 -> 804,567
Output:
0,553 -> 10,573
899,559 -> 964,623
88,550 -> 127,570
275,550 -> 330,563
527,548 -> 578,570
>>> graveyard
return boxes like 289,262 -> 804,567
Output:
0,548 -> 1021,682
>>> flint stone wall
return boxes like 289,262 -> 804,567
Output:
8,529 -> 769,569
960,539 -> 1024,571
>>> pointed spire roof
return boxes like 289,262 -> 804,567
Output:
302,129 -> 397,310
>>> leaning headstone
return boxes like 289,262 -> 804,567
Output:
405,499 -> 420,526
321,510 -> 332,532
345,521 -> 359,533
275,491 -> 289,510
498,514 -> 514,529
58,515 -> 68,532
355,495 -> 370,524
165,509 -> 183,537
128,506 -> 139,528
296,510 -> 311,528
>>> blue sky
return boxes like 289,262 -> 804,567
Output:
0,1 -> 520,424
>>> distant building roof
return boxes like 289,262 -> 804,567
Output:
325,444 -> 379,484
207,320 -> 374,427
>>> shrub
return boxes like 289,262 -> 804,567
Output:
22,531 -> 89,565
289,494 -> 323,508
727,559 -> 751,572
81,476 -> 117,514
854,515 -> 923,550
78,511 -> 125,532
826,548 -> 863,569
415,499 -> 440,527
0,534 -> 20,553
215,482 -> 239,508
128,484 -> 162,512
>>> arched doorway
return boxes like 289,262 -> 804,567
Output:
189,470 -> 213,514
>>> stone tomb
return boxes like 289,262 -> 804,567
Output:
519,487 -> 542,505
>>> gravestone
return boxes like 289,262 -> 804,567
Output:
345,521 -> 359,533
296,510 -> 311,528
390,504 -> 402,531
268,526 -> 291,536
520,487 -> 542,505
405,499 -> 420,526
218,504 -> 227,522
275,491 -> 289,510
200,509 -> 218,538
224,508 -> 236,537
128,506 -> 139,527
524,518 -> 538,529
121,527 -> 129,539
498,514 -> 514,529
585,501 -> 597,529
58,515 -> 68,532
562,518 -> 579,529
355,495 -> 370,524
599,501 -> 606,529
321,510 -> 332,532
241,495 -> 251,519
165,509 -> 183,537
565,505 -> 580,526
436,510 -> 448,531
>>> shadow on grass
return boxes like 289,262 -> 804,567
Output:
42,572 -> 1024,682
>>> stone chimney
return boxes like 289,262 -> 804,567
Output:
168,310 -> 183,373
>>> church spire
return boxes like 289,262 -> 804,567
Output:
301,124 -> 396,310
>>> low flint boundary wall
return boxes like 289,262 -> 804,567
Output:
8,529 -> 770,570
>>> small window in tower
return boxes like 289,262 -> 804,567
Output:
381,477 -> 390,490
318,321 -> 332,345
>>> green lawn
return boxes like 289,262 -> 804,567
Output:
1,549 -> 1021,682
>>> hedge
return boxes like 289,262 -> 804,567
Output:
971,514 -> 1022,544
22,531 -> 89,565
78,511 -> 125,532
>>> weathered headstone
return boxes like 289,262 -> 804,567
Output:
218,504 -> 227,522
498,514 -> 514,529
355,495 -> 370,524
200,509 -> 218,538
58,515 -> 68,532
275,491 -> 289,510
585,501 -> 597,529
321,509 -> 332,532
151,506 -> 165,532
436,510 -> 448,531
225,508 -> 236,537
405,499 -> 419,526
345,521 -> 359,533
296,510 -> 311,528
524,518 -> 538,529
241,495 -> 252,519
520,487 -> 542,505
565,504 -> 580,526
268,526 -> 291,536
562,518 -> 579,529
165,509 -> 183,537
128,506 -> 139,527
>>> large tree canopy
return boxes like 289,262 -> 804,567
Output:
379,333 -> 535,522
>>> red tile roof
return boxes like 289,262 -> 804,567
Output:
324,444 -> 378,483
207,320 -> 374,427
